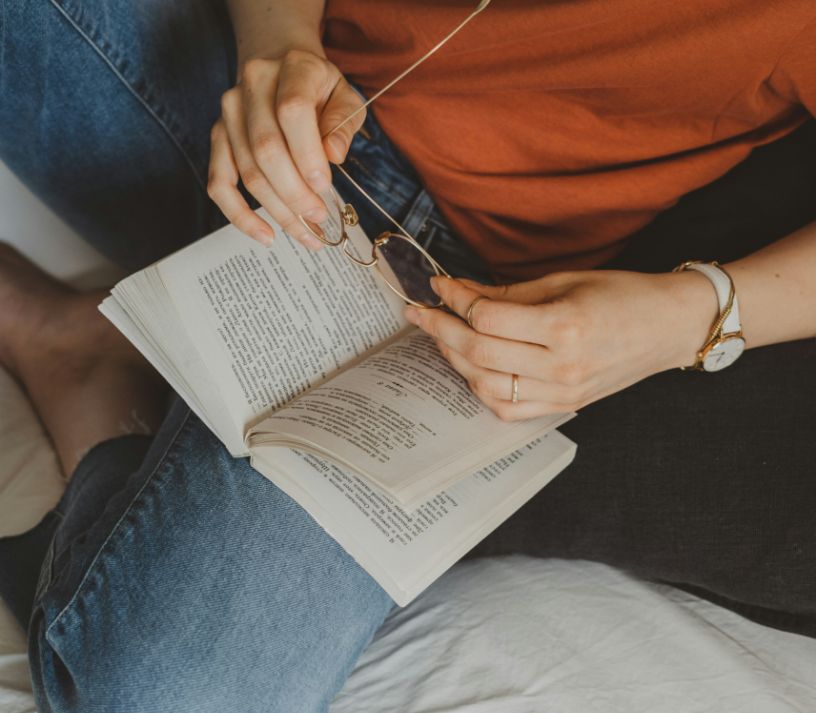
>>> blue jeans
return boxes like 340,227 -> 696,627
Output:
0,2 -> 494,711
3,2 -> 816,711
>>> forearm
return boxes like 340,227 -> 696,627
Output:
725,220 -> 816,348
226,0 -> 326,65
672,220 -> 816,364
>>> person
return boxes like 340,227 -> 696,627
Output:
0,1 -> 814,711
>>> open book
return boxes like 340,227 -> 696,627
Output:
100,207 -> 576,605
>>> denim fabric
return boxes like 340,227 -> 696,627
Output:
0,0 -> 234,271
21,403 -> 396,713
1,1 -> 816,711
0,4 -> 493,710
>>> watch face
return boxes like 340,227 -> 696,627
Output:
702,336 -> 745,372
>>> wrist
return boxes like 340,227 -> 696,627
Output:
237,32 -> 326,71
659,270 -> 720,369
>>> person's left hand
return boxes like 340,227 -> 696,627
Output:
403,270 -> 716,420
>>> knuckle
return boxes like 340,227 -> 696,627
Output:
240,167 -> 267,193
553,319 -> 581,347
470,306 -> 494,334
277,95 -> 311,122
287,189 -> 324,215
234,215 -> 257,236
282,48 -> 311,65
552,308 -> 586,346
555,361 -> 586,387
251,132 -> 283,163
470,375 -> 493,399
220,88 -> 238,115
206,179 -> 222,201
422,314 -> 439,338
241,57 -> 270,83
464,338 -> 491,366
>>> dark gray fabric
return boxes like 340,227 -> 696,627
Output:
471,120 -> 816,637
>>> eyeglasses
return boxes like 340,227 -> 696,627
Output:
299,0 -> 492,309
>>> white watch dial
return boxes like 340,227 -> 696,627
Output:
702,336 -> 745,372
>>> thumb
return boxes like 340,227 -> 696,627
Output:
319,78 -> 366,164
458,277 -> 549,305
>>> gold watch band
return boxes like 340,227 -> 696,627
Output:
673,260 -> 737,371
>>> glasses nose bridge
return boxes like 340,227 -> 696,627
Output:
340,232 -> 379,268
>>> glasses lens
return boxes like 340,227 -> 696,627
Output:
300,190 -> 345,246
374,233 -> 443,307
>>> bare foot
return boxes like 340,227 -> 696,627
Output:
0,243 -> 168,478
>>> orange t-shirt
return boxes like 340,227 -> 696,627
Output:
323,1 -> 816,281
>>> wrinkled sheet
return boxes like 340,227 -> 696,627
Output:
332,557 -> 816,713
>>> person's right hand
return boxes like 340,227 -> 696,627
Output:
208,49 -> 366,249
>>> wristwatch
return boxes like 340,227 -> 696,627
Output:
673,261 -> 746,372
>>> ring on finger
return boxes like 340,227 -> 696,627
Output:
511,373 -> 519,403
466,295 -> 489,330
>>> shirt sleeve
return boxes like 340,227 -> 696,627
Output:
770,15 -> 816,117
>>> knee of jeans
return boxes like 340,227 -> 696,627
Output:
29,588 -> 391,713
26,434 -> 393,712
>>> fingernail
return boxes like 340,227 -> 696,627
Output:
404,306 -> 420,325
253,230 -> 275,246
329,135 -> 347,159
430,276 -> 443,295
302,207 -> 328,224
307,171 -> 330,191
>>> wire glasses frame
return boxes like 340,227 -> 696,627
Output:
298,0 -> 492,308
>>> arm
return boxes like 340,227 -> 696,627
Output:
226,0 -> 326,66
728,221 -> 816,348
404,223 -> 816,421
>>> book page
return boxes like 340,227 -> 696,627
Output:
156,210 -> 408,435
249,330 -> 570,504
252,432 -> 576,605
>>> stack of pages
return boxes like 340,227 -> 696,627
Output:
101,208 -> 576,605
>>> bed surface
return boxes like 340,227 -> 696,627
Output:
2,161 -> 815,713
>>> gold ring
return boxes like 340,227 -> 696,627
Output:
511,373 -> 519,403
465,296 -> 489,330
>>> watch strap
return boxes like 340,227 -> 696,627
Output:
685,262 -> 741,335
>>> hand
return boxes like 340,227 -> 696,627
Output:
208,49 -> 365,248
404,270 -> 716,421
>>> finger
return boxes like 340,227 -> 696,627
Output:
407,306 -> 552,379
436,339 -> 582,405
431,276 -> 553,344
207,119 -> 276,245
318,77 -> 367,164
275,52 -> 340,191
478,392 -> 577,422
240,66 -> 329,226
221,88 -> 323,249
456,276 -> 557,305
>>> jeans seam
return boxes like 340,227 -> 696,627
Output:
44,408 -> 193,640
46,0 -> 208,192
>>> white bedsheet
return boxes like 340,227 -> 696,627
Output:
2,160 -> 816,713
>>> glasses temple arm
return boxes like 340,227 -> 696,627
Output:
324,0 -> 491,139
